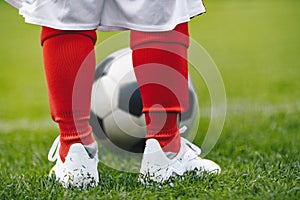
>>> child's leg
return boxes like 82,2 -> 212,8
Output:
130,23 -> 189,154
41,27 -> 97,162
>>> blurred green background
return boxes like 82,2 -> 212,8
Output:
0,0 -> 299,198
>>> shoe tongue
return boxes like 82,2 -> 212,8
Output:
84,142 -> 98,158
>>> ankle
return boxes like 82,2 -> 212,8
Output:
145,112 -> 181,154
59,127 -> 95,162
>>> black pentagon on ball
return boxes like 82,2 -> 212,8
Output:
93,57 -> 114,82
179,88 -> 195,121
118,82 -> 143,117
89,110 -> 106,140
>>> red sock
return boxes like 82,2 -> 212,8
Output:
145,112 -> 181,153
130,23 -> 189,153
41,27 -> 97,162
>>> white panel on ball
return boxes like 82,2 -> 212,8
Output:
104,110 -> 145,147
91,76 -> 117,118
106,50 -> 136,86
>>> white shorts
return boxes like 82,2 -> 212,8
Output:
6,0 -> 206,32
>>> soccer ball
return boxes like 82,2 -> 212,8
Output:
90,48 -> 198,153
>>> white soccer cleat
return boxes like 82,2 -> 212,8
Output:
48,137 -> 99,189
139,137 -> 221,183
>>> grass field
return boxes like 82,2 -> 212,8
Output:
0,0 -> 299,199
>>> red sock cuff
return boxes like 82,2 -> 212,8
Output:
145,112 -> 180,153
59,124 -> 95,144
145,112 -> 178,135
41,26 -> 97,46
130,22 -> 189,49
59,126 -> 95,162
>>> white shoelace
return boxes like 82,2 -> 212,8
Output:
48,136 -> 60,162
179,125 -> 188,134
179,126 -> 202,156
